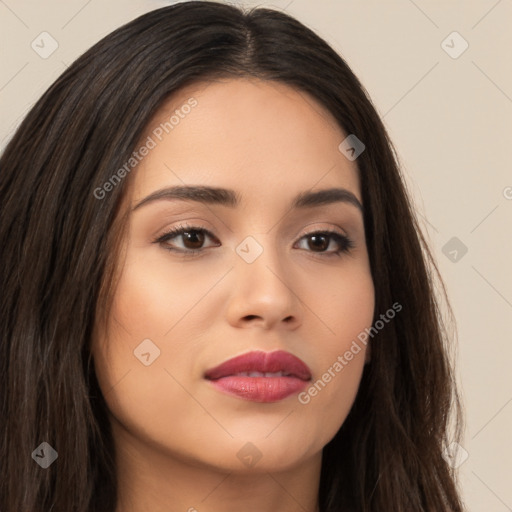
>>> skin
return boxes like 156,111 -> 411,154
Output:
92,78 -> 375,512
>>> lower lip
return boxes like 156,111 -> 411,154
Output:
207,376 -> 308,402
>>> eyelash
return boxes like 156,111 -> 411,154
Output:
153,223 -> 355,259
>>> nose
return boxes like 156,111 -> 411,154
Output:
225,239 -> 303,331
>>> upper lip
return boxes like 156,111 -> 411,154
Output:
204,350 -> 312,381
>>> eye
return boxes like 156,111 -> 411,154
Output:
153,224 -> 219,254
294,230 -> 354,257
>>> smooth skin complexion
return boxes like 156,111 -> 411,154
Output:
92,78 -> 375,512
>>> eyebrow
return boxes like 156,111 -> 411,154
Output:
132,185 -> 363,212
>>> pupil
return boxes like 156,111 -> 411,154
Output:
310,234 -> 328,251
184,230 -> 204,249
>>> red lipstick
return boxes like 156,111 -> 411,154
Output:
204,350 -> 311,403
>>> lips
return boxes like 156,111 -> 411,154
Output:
204,350 -> 311,402
204,350 -> 311,381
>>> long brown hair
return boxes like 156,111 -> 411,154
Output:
0,2 -> 464,510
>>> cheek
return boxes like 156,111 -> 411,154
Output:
90,263 -> 209,460
305,259 -> 375,357
90,254 -> 198,425
107,253 -> 205,340
294,263 -> 374,439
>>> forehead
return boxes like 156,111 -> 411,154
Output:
130,78 -> 361,207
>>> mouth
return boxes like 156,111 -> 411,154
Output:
204,350 -> 312,403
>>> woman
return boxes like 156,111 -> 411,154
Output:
0,2 -> 465,511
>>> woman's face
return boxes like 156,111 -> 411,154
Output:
92,78 -> 374,473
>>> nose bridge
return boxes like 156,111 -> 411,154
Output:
227,232 -> 301,328
235,232 -> 284,287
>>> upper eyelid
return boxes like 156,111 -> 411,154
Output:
158,224 -> 349,238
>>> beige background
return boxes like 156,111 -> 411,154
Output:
1,0 -> 511,509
